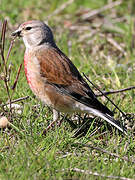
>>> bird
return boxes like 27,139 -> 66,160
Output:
11,20 -> 126,134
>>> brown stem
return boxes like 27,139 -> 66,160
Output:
83,73 -> 127,119
11,64 -> 22,91
0,20 -> 7,76
76,143 -> 135,163
0,96 -> 29,107
6,37 -> 16,63
97,86 -> 135,97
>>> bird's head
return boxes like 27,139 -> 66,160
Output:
11,20 -> 55,49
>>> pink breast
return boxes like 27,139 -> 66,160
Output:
24,52 -> 35,91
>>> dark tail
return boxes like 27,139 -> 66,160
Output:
88,107 -> 127,135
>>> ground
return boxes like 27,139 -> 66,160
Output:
0,0 -> 135,179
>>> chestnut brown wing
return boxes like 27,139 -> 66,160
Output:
36,47 -> 92,96
35,47 -> 113,116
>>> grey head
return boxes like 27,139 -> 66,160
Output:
11,20 -> 56,49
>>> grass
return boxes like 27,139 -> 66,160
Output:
0,0 -> 135,179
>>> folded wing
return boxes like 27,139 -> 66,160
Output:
35,46 -> 114,117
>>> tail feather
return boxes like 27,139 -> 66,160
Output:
92,98 -> 114,117
89,108 -> 127,135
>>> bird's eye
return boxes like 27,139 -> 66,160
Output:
25,27 -> 32,30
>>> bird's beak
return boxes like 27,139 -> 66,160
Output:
11,29 -> 22,37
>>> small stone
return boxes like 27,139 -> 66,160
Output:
0,116 -> 9,128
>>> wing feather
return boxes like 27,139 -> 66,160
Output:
35,47 -> 113,116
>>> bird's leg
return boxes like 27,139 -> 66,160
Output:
53,109 -> 64,126
43,109 -> 60,135
53,109 -> 59,122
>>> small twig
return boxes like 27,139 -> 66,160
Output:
11,64 -> 22,90
0,20 -> 7,75
46,0 -> 75,20
78,30 -> 98,43
83,73 -> 127,119
97,86 -> 135,97
10,96 -> 29,104
0,20 -> 12,115
60,168 -> 134,180
75,143 -> 135,163
1,20 -> 7,58
0,96 -> 29,107
81,0 -> 123,20
6,36 -> 16,63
